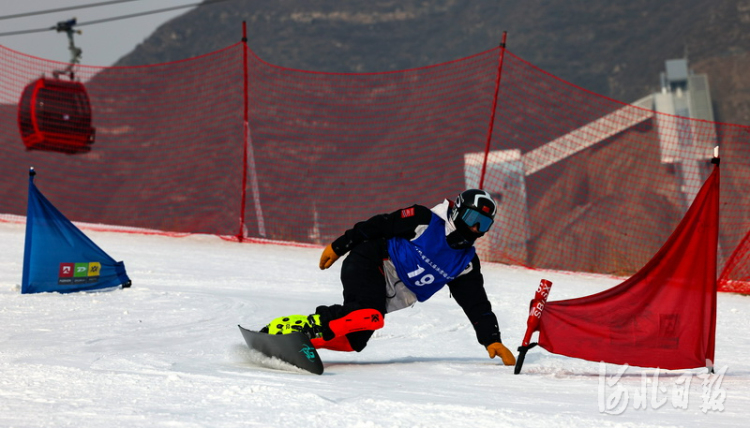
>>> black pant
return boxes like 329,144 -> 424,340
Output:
317,239 -> 388,351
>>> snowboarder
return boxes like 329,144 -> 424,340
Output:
263,189 -> 516,366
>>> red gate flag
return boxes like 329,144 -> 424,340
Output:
537,162 -> 719,370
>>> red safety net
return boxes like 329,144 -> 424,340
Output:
537,164 -> 719,370
1,40 -> 750,289
0,44 -> 245,235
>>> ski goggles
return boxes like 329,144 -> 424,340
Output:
460,207 -> 494,233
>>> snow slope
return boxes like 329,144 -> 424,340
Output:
0,220 -> 747,427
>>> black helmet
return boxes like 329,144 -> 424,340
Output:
451,189 -> 498,233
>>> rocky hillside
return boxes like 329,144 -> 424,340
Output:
115,0 -> 750,125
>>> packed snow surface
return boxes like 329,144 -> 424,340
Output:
0,220 -> 747,427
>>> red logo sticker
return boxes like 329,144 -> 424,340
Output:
401,208 -> 415,218
482,206 -> 490,213
59,263 -> 75,277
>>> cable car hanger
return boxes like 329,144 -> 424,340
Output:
51,18 -> 83,81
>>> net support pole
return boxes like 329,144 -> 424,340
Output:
479,31 -> 508,190
237,21 -> 249,242
238,21 -> 266,237
237,21 -> 267,240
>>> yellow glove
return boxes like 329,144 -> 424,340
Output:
487,342 -> 516,366
319,244 -> 340,270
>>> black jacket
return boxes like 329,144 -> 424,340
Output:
330,203 -> 502,347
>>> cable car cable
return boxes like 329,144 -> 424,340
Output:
0,0 -> 143,21
0,0 -> 234,37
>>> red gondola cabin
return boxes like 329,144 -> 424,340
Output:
18,77 -> 95,154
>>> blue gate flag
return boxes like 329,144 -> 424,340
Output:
22,168 -> 131,294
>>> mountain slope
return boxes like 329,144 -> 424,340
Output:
115,0 -> 750,125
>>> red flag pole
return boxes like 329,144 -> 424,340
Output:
515,279 -> 552,374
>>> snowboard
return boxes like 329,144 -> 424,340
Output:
238,325 -> 324,375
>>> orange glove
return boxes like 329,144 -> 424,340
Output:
319,244 -> 340,270
487,342 -> 516,366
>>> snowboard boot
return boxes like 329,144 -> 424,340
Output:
310,307 -> 385,352
261,314 -> 324,340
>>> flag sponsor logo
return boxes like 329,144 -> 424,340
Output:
59,263 -> 74,278
58,262 -> 101,285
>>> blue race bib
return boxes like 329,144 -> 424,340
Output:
387,213 -> 475,302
